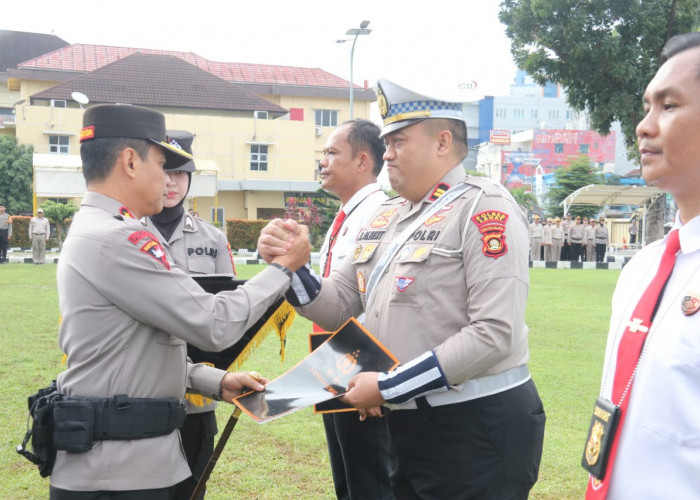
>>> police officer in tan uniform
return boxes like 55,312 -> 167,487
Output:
570,216 -> 584,262
260,79 -> 545,499
51,104 -> 310,499
530,214 -> 543,261
550,217 -> 563,262
594,216 -> 609,262
29,208 -> 50,264
561,213 -> 572,260
584,218 -> 596,262
143,130 -> 235,500
542,217 -> 553,262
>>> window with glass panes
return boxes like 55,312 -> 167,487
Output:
49,135 -> 69,154
314,109 -> 338,127
250,144 -> 268,171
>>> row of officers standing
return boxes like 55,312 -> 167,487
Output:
530,214 -> 609,263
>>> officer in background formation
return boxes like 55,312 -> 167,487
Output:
542,217 -> 553,261
570,215 -> 584,262
585,217 -> 596,262
142,130 -> 235,500
29,208 -> 50,264
50,104 -> 310,498
260,79 -> 545,498
0,203 -> 11,263
315,119 -> 392,499
628,218 -> 638,246
530,214 -> 542,261
550,217 -> 563,262
594,216 -> 609,262
561,213 -> 572,260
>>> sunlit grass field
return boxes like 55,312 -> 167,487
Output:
0,264 -> 618,499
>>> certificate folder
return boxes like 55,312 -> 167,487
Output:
233,318 -> 399,423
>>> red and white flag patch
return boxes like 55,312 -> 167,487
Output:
127,230 -> 170,269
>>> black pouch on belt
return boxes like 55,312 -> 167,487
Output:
16,381 -> 62,477
53,399 -> 95,452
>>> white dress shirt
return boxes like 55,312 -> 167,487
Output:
600,214 -> 700,499
319,182 -> 387,274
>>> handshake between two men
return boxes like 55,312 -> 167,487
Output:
257,218 -> 387,420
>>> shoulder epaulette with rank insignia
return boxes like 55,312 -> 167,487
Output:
428,183 -> 450,201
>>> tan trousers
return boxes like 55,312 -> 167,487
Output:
586,243 -> 596,262
530,238 -> 542,261
32,236 -> 46,264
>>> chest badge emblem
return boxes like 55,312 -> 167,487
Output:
681,293 -> 700,316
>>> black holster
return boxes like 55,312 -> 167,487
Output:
16,382 -> 61,477
17,383 -> 186,477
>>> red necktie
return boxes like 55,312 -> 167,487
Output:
312,210 -> 347,333
587,229 -> 680,498
322,209 -> 346,278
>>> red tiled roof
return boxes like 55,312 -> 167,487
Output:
20,43 -> 353,88
31,52 -> 288,114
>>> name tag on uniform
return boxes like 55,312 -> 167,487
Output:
582,397 -> 620,480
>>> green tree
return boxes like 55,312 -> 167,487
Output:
499,0 -> 700,148
546,155 -> 600,219
0,135 -> 34,214
509,186 -> 538,216
39,200 -> 78,249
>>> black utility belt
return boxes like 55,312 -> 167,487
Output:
53,394 -> 186,452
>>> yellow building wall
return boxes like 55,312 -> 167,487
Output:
13,75 -> 373,222
14,105 -> 82,154
162,110 -> 318,182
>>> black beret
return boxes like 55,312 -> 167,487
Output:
80,104 -> 192,169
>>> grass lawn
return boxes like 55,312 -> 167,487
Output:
0,264 -> 619,499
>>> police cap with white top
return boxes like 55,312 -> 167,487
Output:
376,79 -> 478,138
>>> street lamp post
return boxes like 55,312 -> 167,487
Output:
338,20 -> 371,119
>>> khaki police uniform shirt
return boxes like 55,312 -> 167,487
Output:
562,219 -> 572,243
144,213 -> 234,277
299,165 -> 530,385
143,212 -> 235,414
570,223 -> 584,243
0,213 -> 11,236
551,224 -> 563,246
594,224 -> 609,244
542,224 -> 552,245
53,192 -> 290,491
29,216 -> 50,238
